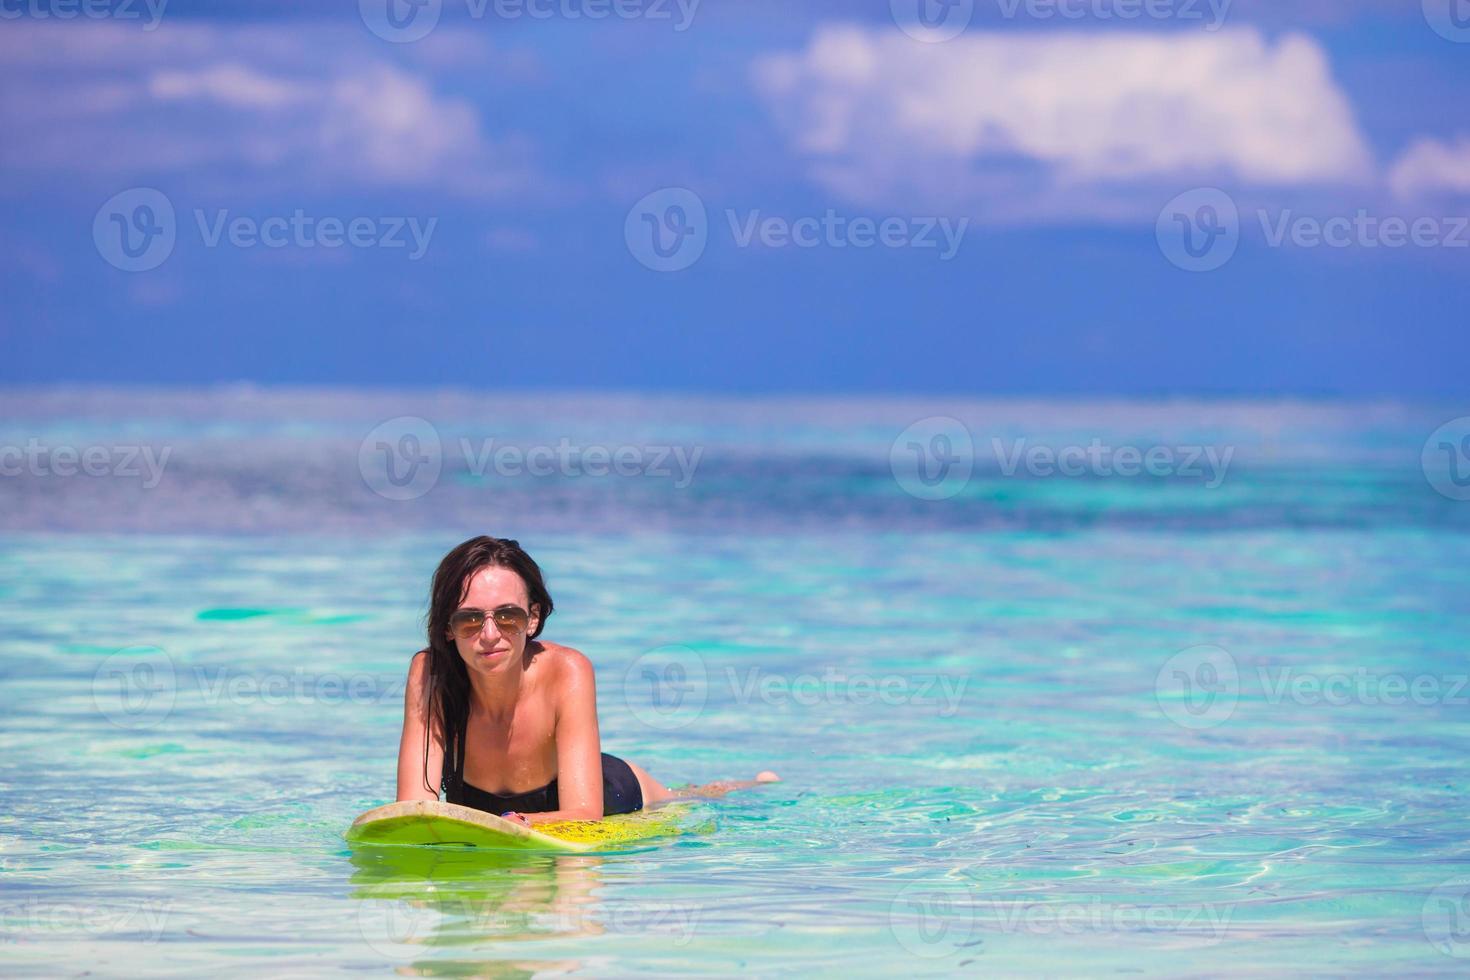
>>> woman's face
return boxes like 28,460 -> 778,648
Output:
450,565 -> 541,676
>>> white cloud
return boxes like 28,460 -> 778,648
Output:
753,25 -> 1374,221
1389,136 -> 1470,200
0,22 -> 536,199
149,64 -> 309,110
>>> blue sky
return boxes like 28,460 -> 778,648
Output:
2,0 -> 1468,397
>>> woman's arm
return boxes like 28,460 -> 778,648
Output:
396,650 -> 444,802
512,649 -> 603,825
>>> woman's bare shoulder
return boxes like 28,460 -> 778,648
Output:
532,641 -> 595,682
407,648 -> 431,686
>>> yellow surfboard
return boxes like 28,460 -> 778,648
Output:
345,800 -> 688,853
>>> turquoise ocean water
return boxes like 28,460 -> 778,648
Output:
2,389 -> 1469,976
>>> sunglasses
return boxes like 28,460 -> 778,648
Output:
449,605 -> 531,640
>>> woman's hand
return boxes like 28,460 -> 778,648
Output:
501,811 -> 533,827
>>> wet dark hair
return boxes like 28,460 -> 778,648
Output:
419,535 -> 553,798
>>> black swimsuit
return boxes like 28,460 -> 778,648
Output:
446,752 -> 643,817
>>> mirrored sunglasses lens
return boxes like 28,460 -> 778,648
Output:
493,608 -> 528,634
451,611 -> 484,638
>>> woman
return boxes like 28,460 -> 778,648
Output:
397,535 -> 777,826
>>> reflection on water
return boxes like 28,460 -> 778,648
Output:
347,841 -> 723,976
349,846 -> 604,976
